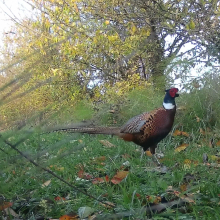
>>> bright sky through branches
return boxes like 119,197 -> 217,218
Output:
0,0 -> 31,37
0,0 -> 217,91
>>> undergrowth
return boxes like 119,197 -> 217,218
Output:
1,127 -> 220,219
1,84 -> 220,219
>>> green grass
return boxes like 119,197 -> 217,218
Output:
1,127 -> 220,219
1,84 -> 220,219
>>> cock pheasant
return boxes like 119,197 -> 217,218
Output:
51,88 -> 179,156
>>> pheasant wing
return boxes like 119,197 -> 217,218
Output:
120,112 -> 152,134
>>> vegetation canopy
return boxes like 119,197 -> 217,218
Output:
0,0 -> 220,219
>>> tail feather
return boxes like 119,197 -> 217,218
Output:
53,127 -> 121,135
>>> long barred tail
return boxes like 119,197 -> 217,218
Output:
52,126 -> 121,135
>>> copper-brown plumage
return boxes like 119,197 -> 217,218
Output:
53,88 -> 179,154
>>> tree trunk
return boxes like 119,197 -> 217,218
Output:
148,19 -> 166,91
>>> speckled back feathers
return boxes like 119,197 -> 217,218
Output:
119,106 -> 176,151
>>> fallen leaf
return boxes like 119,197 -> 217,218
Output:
102,193 -> 108,197
59,214 -> 78,220
184,159 -> 191,164
99,140 -> 115,148
92,176 -> 109,184
169,189 -> 195,204
83,173 -> 93,180
92,177 -> 105,184
175,143 -> 189,152
183,159 -> 191,169
216,140 -> 220,146
111,171 -> 129,184
54,196 -> 66,201
91,156 -> 106,165
0,202 -> 13,211
78,170 -> 84,178
136,194 -> 163,206
95,156 -> 106,161
147,195 -> 162,204
136,193 -> 141,198
100,201 -> 115,209
105,175 -> 110,182
181,131 -> 190,137
181,195 -> 195,204
77,170 -> 93,180
183,159 -> 198,166
173,129 -> 182,136
114,170 -> 129,179
146,150 -> 152,156
42,180 -> 51,188
173,130 -> 189,137
110,177 -> 121,184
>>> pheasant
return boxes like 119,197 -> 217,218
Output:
51,88 -> 179,157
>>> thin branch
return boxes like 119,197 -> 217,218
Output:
0,134 -> 114,208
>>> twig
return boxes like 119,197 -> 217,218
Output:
0,134 -> 114,208
0,147 -> 8,154
95,199 -> 186,219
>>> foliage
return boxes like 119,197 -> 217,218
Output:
0,0 -> 219,126
1,1 -> 220,218
1,115 -> 220,219
176,72 -> 220,132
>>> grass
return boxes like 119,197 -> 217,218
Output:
1,126 -> 220,219
1,85 -> 220,219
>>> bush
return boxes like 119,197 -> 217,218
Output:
176,73 -> 220,132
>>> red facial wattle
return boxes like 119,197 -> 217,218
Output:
169,88 -> 179,98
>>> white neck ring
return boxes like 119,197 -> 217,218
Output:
163,102 -> 175,110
